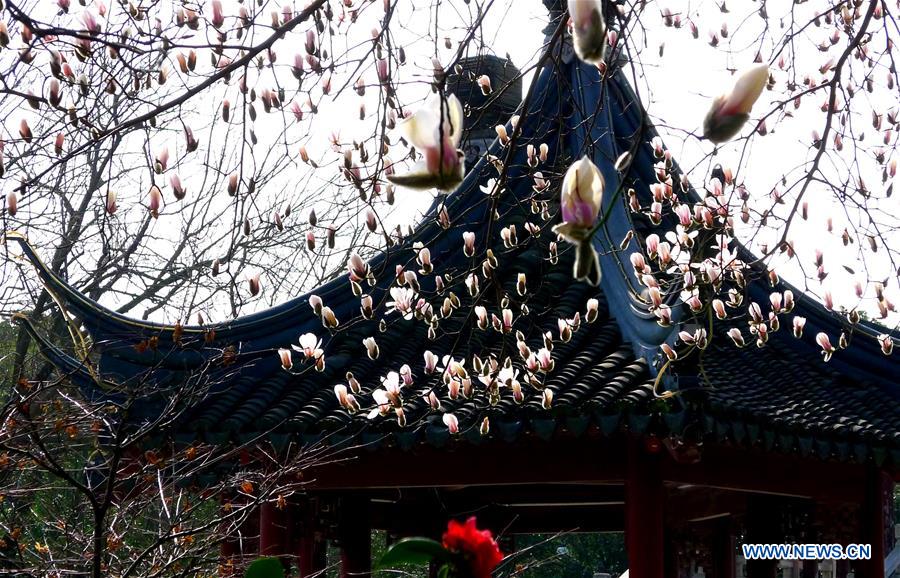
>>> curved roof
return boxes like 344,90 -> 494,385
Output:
8,39 -> 900,466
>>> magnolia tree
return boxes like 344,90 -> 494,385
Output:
0,365 -> 331,577
0,0 -> 898,574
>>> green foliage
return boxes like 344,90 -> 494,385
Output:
512,533 -> 627,578
245,557 -> 286,578
377,537 -> 451,569
0,319 -> 20,385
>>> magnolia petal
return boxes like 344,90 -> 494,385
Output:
396,102 -> 438,150
445,93 -> 464,148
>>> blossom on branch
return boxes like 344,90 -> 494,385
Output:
703,64 -> 769,143
388,94 -> 465,192
552,156 -> 604,285
568,0 -> 607,65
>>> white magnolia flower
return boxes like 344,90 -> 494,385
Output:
388,93 -> 465,191
385,286 -> 417,319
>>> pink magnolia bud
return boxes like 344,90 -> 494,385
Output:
462,231 -> 475,257
630,252 -> 646,271
748,302 -> 763,324
443,413 -> 459,434
657,242 -> 671,265
495,124 -> 509,145
5,191 -> 17,217
703,64 -> 769,143
148,185 -> 163,218
278,348 -> 293,370
541,388 -> 553,409
210,0 -> 224,28
712,299 -> 727,319
649,202 -> 662,225
792,316 -> 806,338
347,252 -> 368,282
583,299 -> 600,324
424,350 -> 438,374
674,204 -> 691,226
782,290 -> 795,312
308,295 -> 323,316
19,119 -> 32,143
321,306 -> 339,329
54,132 -> 64,156
816,332 -> 834,361
47,79 -> 61,108
823,290 -> 833,311
83,10 -> 100,35
568,0 -> 606,65
558,156 -> 604,229
97,189 -> 116,217
660,343 -> 677,360
170,174 -> 185,200
156,147 -> 169,173
877,334 -> 894,356
184,126 -> 198,152
427,391 -> 441,410
363,337 -> 379,360
477,74 -> 492,95
654,304 -> 672,326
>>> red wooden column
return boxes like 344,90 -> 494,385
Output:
259,500 -> 291,565
238,503 -> 261,562
857,467 -> 892,578
297,498 -> 328,578
338,495 -> 371,578
625,437 -> 665,578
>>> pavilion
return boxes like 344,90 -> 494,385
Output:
7,1 -> 899,577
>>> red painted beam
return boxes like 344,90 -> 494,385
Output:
625,438 -> 664,578
661,445 -> 868,502
304,437 -> 627,489
301,437 -> 868,504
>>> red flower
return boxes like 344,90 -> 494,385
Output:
442,517 -> 503,578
